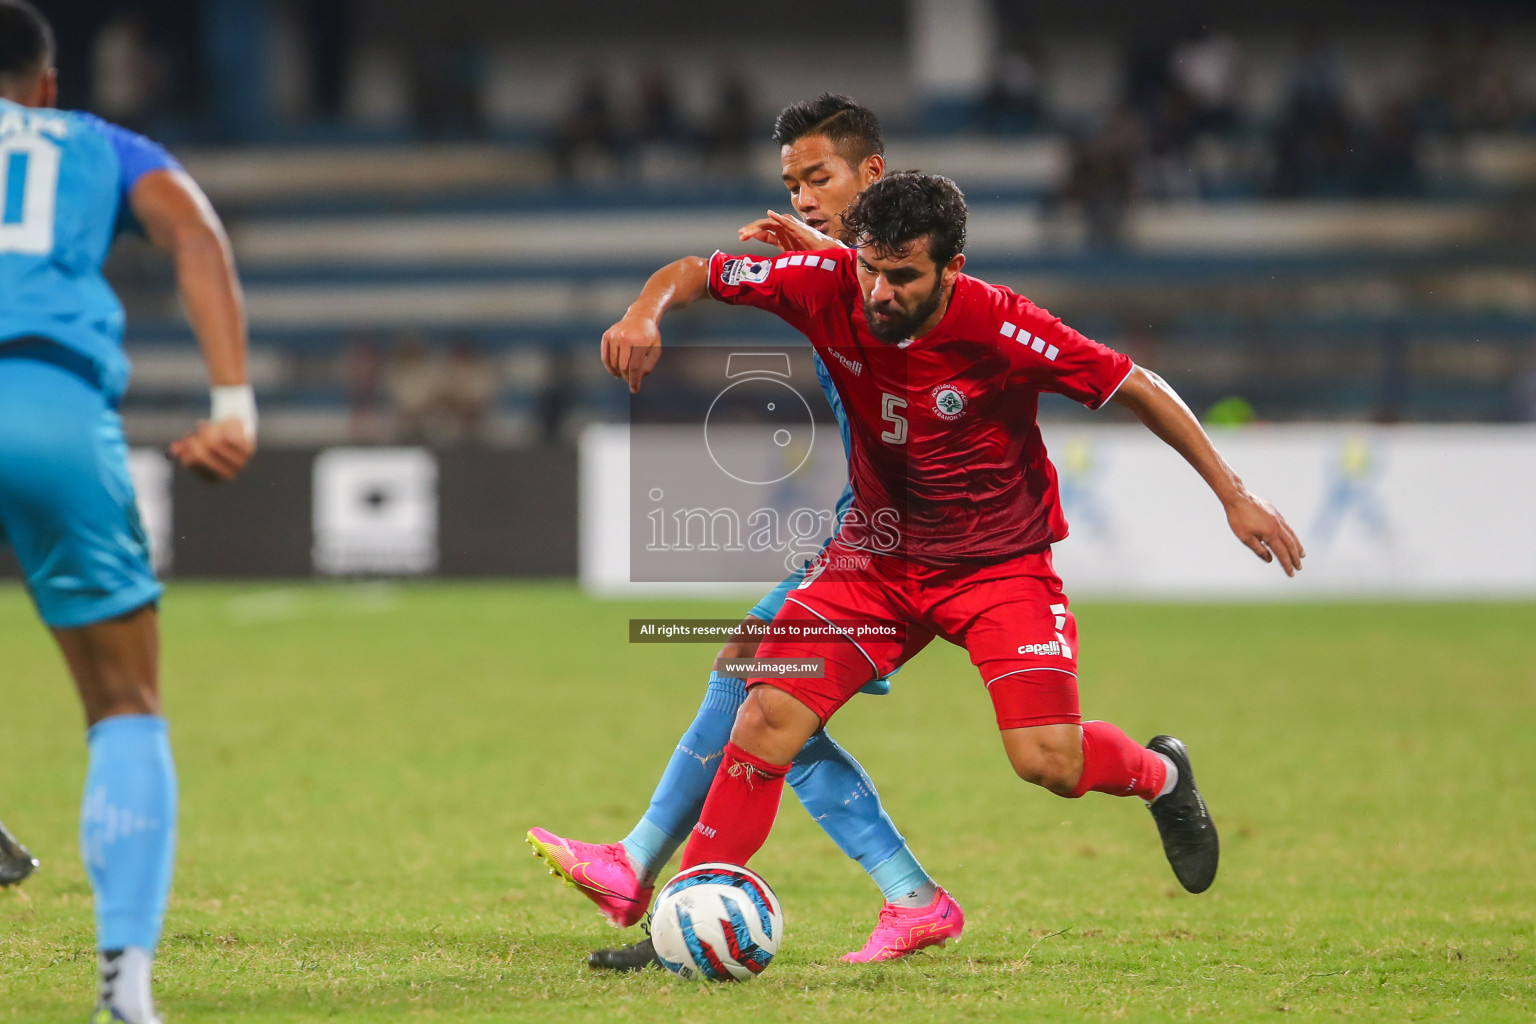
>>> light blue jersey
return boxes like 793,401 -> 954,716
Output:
748,348 -> 894,694
813,347 -> 857,521
0,98 -> 180,401
0,101 -> 179,627
748,349 -> 853,619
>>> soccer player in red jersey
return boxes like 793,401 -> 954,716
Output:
545,97 -> 965,969
601,171 -> 1305,903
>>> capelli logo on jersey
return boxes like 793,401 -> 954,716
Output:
1020,603 -> 1074,658
931,384 -> 967,420
828,347 -> 863,376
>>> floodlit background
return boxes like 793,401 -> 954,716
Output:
4,6 -> 1536,1021
13,0 -> 1536,591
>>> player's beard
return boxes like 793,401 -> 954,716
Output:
863,277 -> 945,344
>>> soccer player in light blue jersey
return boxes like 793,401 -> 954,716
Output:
0,3 -> 255,1021
530,96 -> 963,969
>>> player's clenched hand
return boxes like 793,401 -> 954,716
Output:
168,419 -> 254,483
1225,493 -> 1306,576
738,210 -> 838,252
601,314 -> 663,393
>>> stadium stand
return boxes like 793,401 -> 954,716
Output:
41,0 -> 1534,444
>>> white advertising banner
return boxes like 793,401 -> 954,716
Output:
1044,425 -> 1536,597
580,424 -> 1536,599
313,448 -> 439,576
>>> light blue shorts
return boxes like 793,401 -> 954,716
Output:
0,354 -> 162,628
747,548 -> 893,697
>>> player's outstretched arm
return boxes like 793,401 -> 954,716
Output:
737,210 -> 840,252
1111,366 -> 1306,576
131,168 -> 255,482
602,256 -> 711,394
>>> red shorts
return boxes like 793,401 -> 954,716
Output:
750,539 -> 1081,731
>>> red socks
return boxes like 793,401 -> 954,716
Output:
678,725 -> 1161,869
1071,720 -> 1167,800
680,742 -> 790,869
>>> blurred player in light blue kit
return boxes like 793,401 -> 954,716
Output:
0,3 -> 255,1021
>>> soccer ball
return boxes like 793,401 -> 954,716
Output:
649,862 -> 784,981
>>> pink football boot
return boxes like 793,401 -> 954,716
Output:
841,887 -> 965,963
526,828 -> 653,928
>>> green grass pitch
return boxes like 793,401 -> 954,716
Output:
1,583 -> 1533,1022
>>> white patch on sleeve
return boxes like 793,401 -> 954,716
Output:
740,258 -> 771,283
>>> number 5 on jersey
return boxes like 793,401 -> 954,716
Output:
880,393 -> 907,445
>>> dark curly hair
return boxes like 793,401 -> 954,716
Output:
840,171 -> 968,266
771,94 -> 884,166
0,0 -> 52,82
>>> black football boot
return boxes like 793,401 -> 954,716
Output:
1146,735 -> 1219,894
0,818 -> 38,888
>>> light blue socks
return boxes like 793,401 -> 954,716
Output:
81,714 -> 177,952
621,675 -> 936,905
788,729 -> 934,903
621,673 -> 745,884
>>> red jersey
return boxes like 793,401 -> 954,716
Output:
707,247 -> 1132,565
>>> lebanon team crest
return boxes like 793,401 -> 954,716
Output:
931,384 -> 967,421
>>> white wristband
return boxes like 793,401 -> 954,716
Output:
210,384 -> 258,441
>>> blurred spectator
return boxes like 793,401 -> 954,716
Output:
301,0 -> 353,121
980,38 -> 1044,133
1123,33 -> 1178,119
551,72 -> 622,180
1272,36 -> 1356,196
344,335 -> 386,444
703,70 -> 756,176
1286,33 -> 1347,118
1140,84 -> 1200,198
633,67 -> 696,182
1169,25 -> 1243,136
438,338 -> 496,444
635,66 -> 688,147
90,11 -> 163,131
1357,98 -> 1422,197
389,332 -> 440,443
1457,31 -> 1522,131
1411,27 -> 1528,138
1060,106 -> 1144,248
411,39 -> 488,139
387,333 -> 496,445
1102,21 -> 1244,204
1270,34 -> 1428,198
1413,31 -> 1461,134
